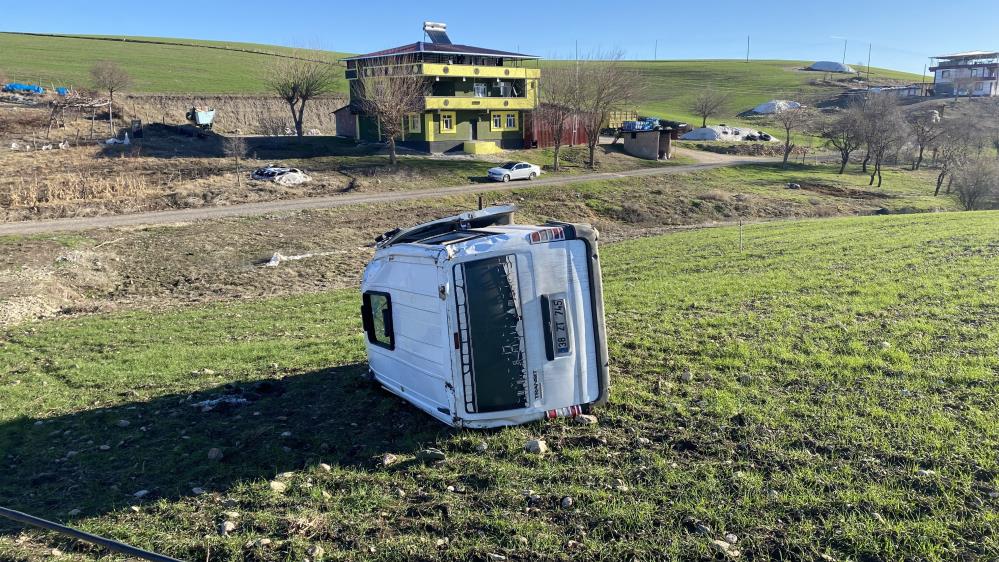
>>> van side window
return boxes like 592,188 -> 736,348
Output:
362,291 -> 394,349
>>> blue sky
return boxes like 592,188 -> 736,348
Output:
2,0 -> 995,73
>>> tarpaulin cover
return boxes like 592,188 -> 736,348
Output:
2,83 -> 44,94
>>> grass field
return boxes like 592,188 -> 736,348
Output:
1,33 -> 921,126
0,33 -> 350,94
545,58 -> 922,127
2,210 -> 997,561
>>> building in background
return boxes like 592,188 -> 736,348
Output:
339,22 -> 540,153
929,51 -> 998,97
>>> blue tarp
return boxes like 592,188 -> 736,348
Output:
56,87 -> 69,96
2,83 -> 45,95
621,118 -> 659,132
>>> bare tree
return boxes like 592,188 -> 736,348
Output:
860,95 -> 907,187
90,61 -> 131,134
575,53 -> 637,169
985,98 -> 999,160
224,136 -> 248,188
537,64 -> 580,173
689,90 -> 730,129
817,104 -> 864,174
953,157 -> 999,210
768,107 -> 811,168
934,117 -> 979,196
906,109 -> 944,170
266,56 -> 337,139
355,58 -> 429,166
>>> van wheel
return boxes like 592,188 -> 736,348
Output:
528,172 -> 537,180
502,174 -> 510,182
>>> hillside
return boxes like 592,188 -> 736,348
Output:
616,59 -> 923,123
0,32 -> 351,94
1,33 -> 922,123
1,211 -> 996,561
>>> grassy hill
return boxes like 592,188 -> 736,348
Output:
616,59 -> 923,124
0,32 -> 350,94
1,33 -> 922,123
1,211 -> 996,561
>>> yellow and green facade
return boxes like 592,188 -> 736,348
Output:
342,41 -> 540,153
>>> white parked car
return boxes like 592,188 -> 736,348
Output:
488,161 -> 542,182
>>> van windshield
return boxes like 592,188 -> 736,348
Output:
454,255 -> 528,413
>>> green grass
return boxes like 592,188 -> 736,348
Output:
2,211 -> 997,561
1,33 -> 920,124
611,59 -> 921,127
0,32 -> 350,94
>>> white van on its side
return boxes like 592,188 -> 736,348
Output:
360,205 -> 609,428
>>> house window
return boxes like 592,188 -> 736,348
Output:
498,81 -> 512,97
408,113 -> 422,133
490,112 -> 518,131
361,291 -> 394,350
440,111 -> 456,134
473,83 -> 487,97
941,70 -> 951,79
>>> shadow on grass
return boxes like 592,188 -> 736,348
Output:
99,125 -> 383,159
0,364 -> 453,528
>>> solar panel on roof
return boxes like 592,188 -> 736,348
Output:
426,29 -> 452,44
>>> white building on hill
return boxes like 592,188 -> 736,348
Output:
930,51 -> 998,97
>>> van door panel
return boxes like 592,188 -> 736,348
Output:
523,240 -> 599,407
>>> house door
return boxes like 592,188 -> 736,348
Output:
471,118 -> 478,140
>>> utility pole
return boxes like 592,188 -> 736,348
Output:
866,43 -> 872,88
654,39 -> 658,60
746,35 -> 750,62
841,38 -> 848,65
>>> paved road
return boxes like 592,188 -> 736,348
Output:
0,153 -> 775,236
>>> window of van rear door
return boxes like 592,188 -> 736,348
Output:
454,255 -> 529,413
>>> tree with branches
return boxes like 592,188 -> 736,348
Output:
575,52 -> 636,169
266,56 -> 337,139
355,58 -> 429,166
817,104 -> 865,174
768,106 -> 811,168
907,109 -> 944,170
689,90 -> 730,129
934,117 -> 980,196
90,61 -> 131,134
953,157 -> 999,210
537,64 -> 580,173
224,136 -> 248,188
861,95 -> 908,187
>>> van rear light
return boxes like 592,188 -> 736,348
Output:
545,404 -> 582,419
529,227 -> 565,244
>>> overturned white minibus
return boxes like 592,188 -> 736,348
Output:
360,205 -> 609,428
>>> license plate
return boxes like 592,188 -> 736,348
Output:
551,298 -> 571,355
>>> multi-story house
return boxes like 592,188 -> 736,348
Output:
338,22 -> 540,153
929,51 -> 999,97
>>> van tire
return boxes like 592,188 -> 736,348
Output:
502,174 -> 510,182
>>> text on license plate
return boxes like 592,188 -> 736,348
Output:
551,298 -> 570,355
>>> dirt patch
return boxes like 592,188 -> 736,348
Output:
796,182 -> 892,200
0,166 -> 915,326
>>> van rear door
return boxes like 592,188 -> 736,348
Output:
520,234 -> 602,411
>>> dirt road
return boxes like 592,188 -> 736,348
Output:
0,150 -> 773,236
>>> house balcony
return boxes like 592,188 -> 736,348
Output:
424,96 -> 537,110
420,63 -> 540,80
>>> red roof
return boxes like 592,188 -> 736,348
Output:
343,42 -> 537,61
